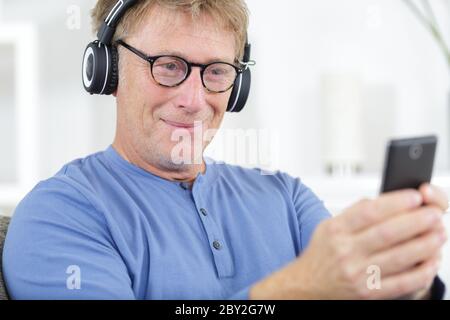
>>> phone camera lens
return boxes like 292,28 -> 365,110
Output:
409,144 -> 423,160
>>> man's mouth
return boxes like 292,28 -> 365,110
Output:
162,119 -> 203,131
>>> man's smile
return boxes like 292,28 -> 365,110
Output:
162,119 -> 204,132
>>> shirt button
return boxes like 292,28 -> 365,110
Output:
213,240 -> 221,250
180,182 -> 191,190
200,208 -> 208,216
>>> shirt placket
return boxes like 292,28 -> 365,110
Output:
190,175 -> 234,278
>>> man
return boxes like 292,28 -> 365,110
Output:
2,0 -> 448,299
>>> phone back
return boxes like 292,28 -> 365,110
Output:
380,135 -> 437,193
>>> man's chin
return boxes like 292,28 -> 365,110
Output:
157,158 -> 204,173
155,147 -> 204,167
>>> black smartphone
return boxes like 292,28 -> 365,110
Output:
380,135 -> 437,193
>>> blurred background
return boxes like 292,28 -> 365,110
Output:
0,0 -> 449,296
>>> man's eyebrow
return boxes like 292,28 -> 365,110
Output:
153,49 -> 234,64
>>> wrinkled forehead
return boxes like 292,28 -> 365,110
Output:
129,5 -> 237,60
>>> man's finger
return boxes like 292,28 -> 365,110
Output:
338,189 -> 423,233
419,184 -> 449,212
354,205 -> 444,254
364,227 -> 446,278
367,256 -> 439,300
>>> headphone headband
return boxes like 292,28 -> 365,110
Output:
97,0 -> 138,44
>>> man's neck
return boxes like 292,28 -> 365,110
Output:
111,141 -> 206,184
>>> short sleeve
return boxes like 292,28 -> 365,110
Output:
2,178 -> 136,299
290,177 -> 332,250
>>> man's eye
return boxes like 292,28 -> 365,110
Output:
210,68 -> 227,75
155,62 -> 178,71
163,63 -> 178,71
154,58 -> 185,74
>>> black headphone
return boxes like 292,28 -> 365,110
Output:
82,0 -> 252,113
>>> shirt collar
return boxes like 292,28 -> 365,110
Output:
103,145 -> 219,190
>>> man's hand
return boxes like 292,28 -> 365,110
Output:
250,184 -> 448,299
407,184 -> 449,299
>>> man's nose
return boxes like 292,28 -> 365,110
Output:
175,67 -> 208,113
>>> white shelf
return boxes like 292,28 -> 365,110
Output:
302,173 -> 450,214
0,185 -> 28,204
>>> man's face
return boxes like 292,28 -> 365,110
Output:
115,6 -> 235,173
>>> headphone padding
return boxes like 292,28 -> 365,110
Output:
227,68 -> 251,113
103,45 -> 119,95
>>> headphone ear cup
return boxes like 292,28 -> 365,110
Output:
82,42 -> 101,94
103,45 -> 119,95
227,68 -> 251,113
82,42 -> 118,95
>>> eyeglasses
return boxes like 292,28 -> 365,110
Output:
116,40 -> 245,93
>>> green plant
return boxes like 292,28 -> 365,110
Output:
402,0 -> 450,69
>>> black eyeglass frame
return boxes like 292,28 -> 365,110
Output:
116,39 -> 244,93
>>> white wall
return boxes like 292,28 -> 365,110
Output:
233,0 -> 450,177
